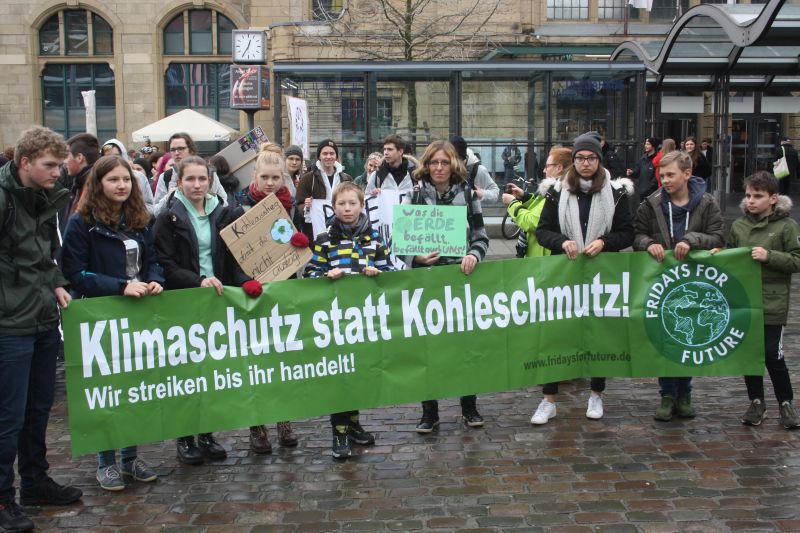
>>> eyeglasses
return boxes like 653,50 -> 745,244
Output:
428,159 -> 451,168
574,155 -> 599,164
169,146 -> 189,153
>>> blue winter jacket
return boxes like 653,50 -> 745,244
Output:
60,213 -> 164,298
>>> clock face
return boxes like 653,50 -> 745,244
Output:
233,31 -> 265,63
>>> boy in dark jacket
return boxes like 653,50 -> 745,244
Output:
634,151 -> 725,421
0,127 -> 82,532
729,171 -> 800,429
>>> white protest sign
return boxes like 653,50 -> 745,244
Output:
286,96 -> 309,160
364,190 -> 407,269
310,199 -> 334,238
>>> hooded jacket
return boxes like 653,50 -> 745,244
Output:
102,138 -> 156,214
0,161 -> 70,334
536,172 -> 634,254
466,149 -> 500,203
728,195 -> 800,325
633,176 -> 724,252
153,191 -> 247,289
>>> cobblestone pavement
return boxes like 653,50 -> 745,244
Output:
17,238 -> 800,532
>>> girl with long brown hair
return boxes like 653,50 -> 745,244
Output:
61,155 -> 164,491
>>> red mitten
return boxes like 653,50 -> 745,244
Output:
290,231 -> 309,248
242,280 -> 262,298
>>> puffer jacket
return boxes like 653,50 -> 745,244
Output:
0,161 -> 70,334
633,178 -> 724,252
728,195 -> 800,325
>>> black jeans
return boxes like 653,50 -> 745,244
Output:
745,325 -> 793,404
330,410 -> 359,427
0,330 -> 60,502
543,378 -> 605,396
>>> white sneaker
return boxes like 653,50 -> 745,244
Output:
586,394 -> 604,419
530,400 -> 557,425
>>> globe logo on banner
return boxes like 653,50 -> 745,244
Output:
660,282 -> 730,347
644,262 -> 750,367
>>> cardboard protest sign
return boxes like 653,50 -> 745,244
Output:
212,127 -> 269,191
220,194 -> 311,282
391,204 -> 468,257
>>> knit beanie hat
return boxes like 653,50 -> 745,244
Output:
285,145 -> 304,159
571,132 -> 603,160
316,139 -> 338,159
448,135 -> 468,161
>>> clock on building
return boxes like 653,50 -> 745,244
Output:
232,30 -> 267,64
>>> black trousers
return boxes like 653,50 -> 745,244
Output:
543,378 -> 606,396
745,325 -> 793,404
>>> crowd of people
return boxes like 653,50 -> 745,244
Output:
0,124 -> 798,531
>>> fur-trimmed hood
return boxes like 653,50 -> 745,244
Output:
537,169 -> 634,197
739,194 -> 793,217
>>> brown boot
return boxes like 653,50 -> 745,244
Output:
277,421 -> 298,447
249,425 -> 271,454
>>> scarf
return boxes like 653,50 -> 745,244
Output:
328,213 -> 372,246
557,175 -> 615,251
247,182 -> 293,212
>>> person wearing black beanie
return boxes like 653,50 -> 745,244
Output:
284,145 -> 305,187
316,139 -> 338,159
448,134 -> 499,202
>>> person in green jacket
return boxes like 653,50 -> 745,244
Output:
729,171 -> 800,429
502,146 -> 571,260
0,127 -> 83,533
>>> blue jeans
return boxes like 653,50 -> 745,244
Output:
97,447 -> 137,469
0,330 -> 60,502
659,377 -> 693,398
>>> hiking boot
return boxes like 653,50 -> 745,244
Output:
197,433 -> 227,460
347,420 -> 375,446
0,501 -> 34,531
96,464 -> 125,491
121,457 -> 157,482
654,395 -> 676,421
19,476 -> 82,506
176,436 -> 203,465
530,399 -> 557,425
675,394 -> 696,418
779,401 -> 800,429
741,399 -> 766,426
331,426 -> 351,459
586,394 -> 604,419
249,425 -> 272,454
277,421 -> 298,447
416,402 -> 439,434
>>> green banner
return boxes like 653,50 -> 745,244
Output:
62,248 -> 764,455
391,204 -> 468,256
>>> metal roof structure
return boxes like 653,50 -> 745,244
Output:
611,0 -> 800,88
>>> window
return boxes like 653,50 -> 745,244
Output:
650,0 -> 690,22
42,64 -> 116,140
547,0 -> 589,20
38,9 -> 113,56
162,10 -> 239,147
598,0 -> 630,20
312,0 -> 344,20
162,10 -> 236,56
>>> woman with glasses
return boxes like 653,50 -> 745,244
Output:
403,140 -> 490,434
535,132 -> 634,421
152,132 -> 228,215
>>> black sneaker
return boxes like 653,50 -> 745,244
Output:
19,477 -> 82,506
0,501 -> 34,531
332,426 -> 351,459
415,415 -> 440,434
462,408 -> 485,428
176,436 -> 204,465
197,433 -> 227,460
347,422 -> 375,446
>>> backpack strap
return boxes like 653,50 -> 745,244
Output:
467,163 -> 479,190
